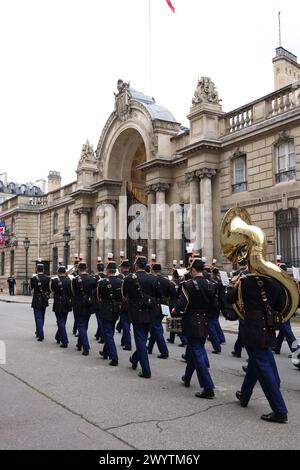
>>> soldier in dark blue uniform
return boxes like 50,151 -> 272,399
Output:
97,262 -> 123,366
119,260 -> 132,351
93,261 -> 106,343
122,256 -> 159,378
206,269 -> 223,354
71,262 -> 97,356
226,266 -> 288,423
173,258 -> 216,399
51,266 -> 72,348
148,264 -> 177,359
30,264 -> 51,342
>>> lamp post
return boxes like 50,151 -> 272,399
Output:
63,228 -> 71,268
86,223 -> 94,273
23,237 -> 30,295
177,202 -> 186,264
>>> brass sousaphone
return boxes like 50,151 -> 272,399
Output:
220,207 -> 299,322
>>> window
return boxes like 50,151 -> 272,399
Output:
10,250 -> 14,274
53,212 -> 58,234
52,247 -> 58,274
276,140 -> 296,183
1,252 -> 4,276
64,209 -> 70,229
276,209 -> 300,267
232,155 -> 247,193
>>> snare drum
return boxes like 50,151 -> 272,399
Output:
166,316 -> 182,333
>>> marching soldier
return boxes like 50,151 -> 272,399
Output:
71,262 -> 97,356
97,261 -> 123,366
119,259 -> 132,350
226,260 -> 288,423
167,270 -> 187,347
30,263 -> 51,342
122,256 -> 159,379
93,260 -> 106,343
147,263 -> 177,359
51,266 -> 72,348
172,258 -> 217,399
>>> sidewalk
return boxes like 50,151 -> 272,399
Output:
0,294 -> 53,305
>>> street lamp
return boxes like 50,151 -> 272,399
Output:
63,228 -> 71,268
23,237 -> 30,295
176,202 -> 186,264
86,223 -> 94,273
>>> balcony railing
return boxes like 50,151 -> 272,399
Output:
225,82 -> 300,135
275,168 -> 296,184
232,181 -> 247,193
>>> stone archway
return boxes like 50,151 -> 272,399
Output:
106,128 -> 148,262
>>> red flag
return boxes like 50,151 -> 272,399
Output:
166,0 -> 175,13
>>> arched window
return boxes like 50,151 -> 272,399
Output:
276,208 -> 300,267
53,212 -> 59,234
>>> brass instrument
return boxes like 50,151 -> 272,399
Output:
220,207 -> 299,322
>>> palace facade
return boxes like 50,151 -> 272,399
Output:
1,47 -> 300,293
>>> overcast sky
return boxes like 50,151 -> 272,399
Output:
1,0 -> 299,187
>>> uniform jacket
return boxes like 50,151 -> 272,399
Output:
175,275 -> 217,338
93,272 -> 106,311
71,273 -> 97,315
51,276 -> 72,313
30,274 -> 51,310
226,274 -> 285,348
122,271 -> 160,324
97,275 -> 123,322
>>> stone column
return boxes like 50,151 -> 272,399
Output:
73,209 -> 81,257
145,186 -> 156,260
78,208 -> 91,263
198,168 -> 216,262
100,200 -> 117,261
153,183 -> 170,269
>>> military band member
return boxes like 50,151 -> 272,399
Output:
30,264 -> 51,342
167,270 -> 187,347
93,260 -> 106,343
97,262 -> 123,366
122,256 -> 159,379
173,258 -> 216,399
71,262 -> 97,356
119,259 -> 132,351
147,263 -> 177,359
51,266 -> 72,348
226,261 -> 288,423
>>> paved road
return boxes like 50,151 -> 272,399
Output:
0,302 -> 299,450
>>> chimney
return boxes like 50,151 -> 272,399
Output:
47,171 -> 61,193
273,47 -> 300,90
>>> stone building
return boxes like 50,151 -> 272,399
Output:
1,47 -> 300,293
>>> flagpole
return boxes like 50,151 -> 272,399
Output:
148,0 -> 152,95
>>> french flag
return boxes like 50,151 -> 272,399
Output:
166,0 -> 175,13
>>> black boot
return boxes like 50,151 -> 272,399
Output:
261,412 -> 288,424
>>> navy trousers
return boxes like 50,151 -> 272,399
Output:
187,336 -> 215,391
241,346 -> 288,414
234,321 -> 245,355
132,324 -> 151,375
102,319 -> 118,362
120,311 -> 131,349
169,332 -> 187,345
215,316 -> 226,343
54,312 -> 69,346
275,321 -> 298,353
184,344 -> 210,385
76,314 -> 91,352
72,309 -> 78,335
34,308 -> 46,340
208,317 -> 222,352
148,319 -> 169,355
95,311 -> 105,342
